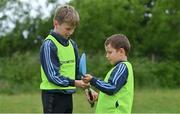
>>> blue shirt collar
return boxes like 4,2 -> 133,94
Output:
114,60 -> 128,66
50,30 -> 69,46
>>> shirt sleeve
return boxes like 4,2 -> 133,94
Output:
40,40 -> 75,87
90,63 -> 128,95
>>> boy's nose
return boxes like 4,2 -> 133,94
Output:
106,54 -> 108,58
69,30 -> 74,35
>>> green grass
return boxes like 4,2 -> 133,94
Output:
132,89 -> 180,113
0,89 -> 180,113
0,92 -> 42,113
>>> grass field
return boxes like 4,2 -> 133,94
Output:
0,89 -> 180,113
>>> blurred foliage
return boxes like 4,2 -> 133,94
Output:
131,57 -> 180,89
0,0 -> 179,60
0,0 -> 180,93
71,0 -> 180,60
87,52 -> 111,79
0,51 -> 40,94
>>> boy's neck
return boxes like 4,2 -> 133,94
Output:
119,55 -> 127,61
115,56 -> 128,66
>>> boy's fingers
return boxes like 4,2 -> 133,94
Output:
82,77 -> 90,83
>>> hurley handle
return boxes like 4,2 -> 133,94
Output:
88,88 -> 94,107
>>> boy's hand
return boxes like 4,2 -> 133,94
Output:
75,80 -> 90,89
82,74 -> 93,83
85,89 -> 98,104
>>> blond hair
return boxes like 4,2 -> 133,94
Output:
54,5 -> 80,27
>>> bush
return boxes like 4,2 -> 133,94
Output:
0,51 -> 40,94
1,52 -> 180,94
86,53 -> 111,79
131,57 -> 180,89
132,57 -> 163,88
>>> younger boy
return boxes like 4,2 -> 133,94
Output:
83,34 -> 134,113
40,5 -> 89,113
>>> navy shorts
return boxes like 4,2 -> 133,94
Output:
41,90 -> 73,113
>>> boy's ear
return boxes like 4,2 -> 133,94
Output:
118,48 -> 125,54
53,20 -> 59,27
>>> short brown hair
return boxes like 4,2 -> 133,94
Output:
105,34 -> 131,55
54,5 -> 80,27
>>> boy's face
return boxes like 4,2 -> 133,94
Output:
54,20 -> 76,39
105,44 -> 123,65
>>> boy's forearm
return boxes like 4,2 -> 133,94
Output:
90,78 -> 117,95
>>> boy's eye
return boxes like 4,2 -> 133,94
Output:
107,51 -> 112,54
65,28 -> 72,31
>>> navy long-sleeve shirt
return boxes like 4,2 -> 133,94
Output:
90,62 -> 128,95
40,30 -> 80,94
